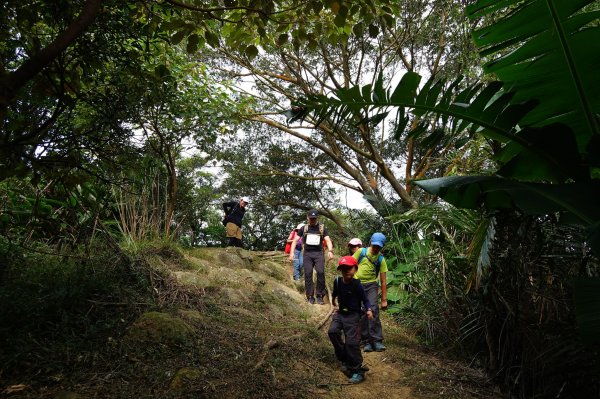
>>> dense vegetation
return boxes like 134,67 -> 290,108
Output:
1,0 -> 598,398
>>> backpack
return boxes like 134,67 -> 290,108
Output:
284,230 -> 296,254
301,223 -> 327,255
357,247 -> 384,277
303,223 -> 324,247
222,202 -> 237,226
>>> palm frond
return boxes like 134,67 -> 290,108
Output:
292,73 -> 536,147
467,0 -> 600,148
466,216 -> 496,291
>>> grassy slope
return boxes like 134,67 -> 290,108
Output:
0,245 -> 497,398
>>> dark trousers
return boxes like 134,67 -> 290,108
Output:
303,250 -> 325,298
328,312 -> 363,372
360,282 -> 383,343
227,237 -> 242,247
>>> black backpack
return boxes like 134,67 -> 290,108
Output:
222,203 -> 237,226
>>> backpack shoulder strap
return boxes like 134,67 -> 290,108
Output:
358,247 -> 367,264
358,248 -> 384,276
304,225 -> 308,234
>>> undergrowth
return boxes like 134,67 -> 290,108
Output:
0,241 -> 330,398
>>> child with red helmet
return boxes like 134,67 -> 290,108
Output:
328,256 -> 374,384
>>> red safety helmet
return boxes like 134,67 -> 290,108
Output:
337,255 -> 358,270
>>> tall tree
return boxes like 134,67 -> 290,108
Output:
130,50 -> 238,237
212,0 -> 480,215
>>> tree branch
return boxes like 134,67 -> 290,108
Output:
0,0 -> 103,107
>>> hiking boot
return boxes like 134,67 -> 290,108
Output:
317,296 -> 324,305
374,342 -> 386,352
363,343 -> 374,352
308,296 -> 315,304
348,373 -> 365,384
340,363 -> 352,377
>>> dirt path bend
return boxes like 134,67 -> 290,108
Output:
261,249 -> 499,399
300,300 -> 498,399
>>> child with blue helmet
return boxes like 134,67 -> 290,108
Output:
353,232 -> 388,352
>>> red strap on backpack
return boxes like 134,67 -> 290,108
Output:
284,230 -> 296,254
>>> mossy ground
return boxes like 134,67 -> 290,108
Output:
0,245 -> 498,398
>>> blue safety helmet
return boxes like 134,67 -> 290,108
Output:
370,232 -> 386,247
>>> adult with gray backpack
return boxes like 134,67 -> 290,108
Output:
288,209 -> 334,305
352,232 -> 389,352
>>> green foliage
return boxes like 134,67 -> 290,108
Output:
295,0 -> 599,316
468,0 -> 600,148
384,206 -> 479,342
294,1 -> 599,249
1,0 -> 150,180
0,177 -> 106,248
412,0 -> 600,249
573,277 -> 600,345
0,240 -> 147,336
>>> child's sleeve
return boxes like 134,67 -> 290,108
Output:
332,277 -> 338,299
357,282 -> 372,310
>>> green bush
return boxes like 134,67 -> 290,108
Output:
0,240 -> 149,335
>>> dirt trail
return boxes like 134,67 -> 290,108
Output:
320,351 -> 414,399
267,249 -> 497,399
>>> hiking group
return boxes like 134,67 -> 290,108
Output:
222,202 -> 388,384
286,209 -> 389,384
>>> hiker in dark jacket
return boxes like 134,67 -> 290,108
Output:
288,209 -> 333,305
329,255 -> 373,384
222,197 -> 249,247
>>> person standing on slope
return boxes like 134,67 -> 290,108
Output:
289,209 -> 333,305
222,197 -> 249,248
329,255 -> 373,384
347,238 -> 362,255
286,223 -> 305,281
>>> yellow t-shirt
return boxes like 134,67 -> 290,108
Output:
353,248 -> 388,284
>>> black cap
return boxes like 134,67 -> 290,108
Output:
307,209 -> 319,218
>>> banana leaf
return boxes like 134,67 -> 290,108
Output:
466,0 -> 600,151
414,176 -> 600,254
